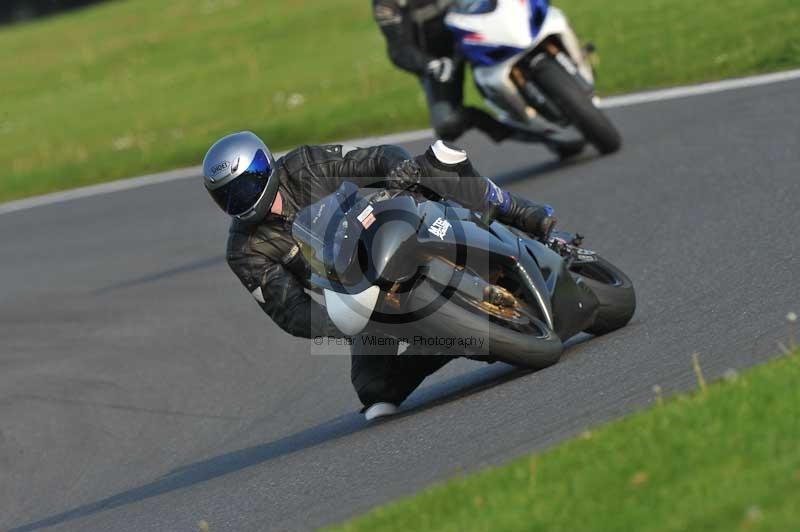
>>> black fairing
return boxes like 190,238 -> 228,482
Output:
366,196 -> 425,284
551,264 -> 599,338
519,238 -> 598,338
293,183 -> 600,343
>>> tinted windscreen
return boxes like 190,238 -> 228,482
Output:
292,182 -> 363,280
451,0 -> 497,15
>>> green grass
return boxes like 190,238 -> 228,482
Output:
328,347 -> 800,532
1,0 -> 799,201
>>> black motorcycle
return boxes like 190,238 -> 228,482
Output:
293,182 -> 635,368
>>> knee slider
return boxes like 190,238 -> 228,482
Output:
354,378 -> 400,407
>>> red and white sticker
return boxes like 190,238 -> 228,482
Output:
357,205 -> 376,229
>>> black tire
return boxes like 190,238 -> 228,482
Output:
403,279 -> 564,369
530,56 -> 622,154
570,256 -> 635,336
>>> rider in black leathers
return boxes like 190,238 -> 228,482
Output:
373,0 -> 516,143
209,135 -> 554,414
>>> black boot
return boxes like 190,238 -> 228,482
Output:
465,107 -> 516,143
498,193 -> 557,239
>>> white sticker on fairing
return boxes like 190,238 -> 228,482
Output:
428,217 -> 451,240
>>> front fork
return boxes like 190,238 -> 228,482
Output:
510,40 -> 597,124
545,41 -> 595,94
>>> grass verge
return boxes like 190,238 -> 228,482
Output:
1,0 -> 799,201
328,346 -> 800,532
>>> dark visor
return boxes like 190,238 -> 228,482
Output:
209,149 -> 273,216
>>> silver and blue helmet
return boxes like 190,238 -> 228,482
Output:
202,131 -> 279,221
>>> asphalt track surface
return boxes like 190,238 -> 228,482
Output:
2,78 -> 799,532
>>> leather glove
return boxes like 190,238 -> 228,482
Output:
387,159 -> 423,180
426,57 -> 455,83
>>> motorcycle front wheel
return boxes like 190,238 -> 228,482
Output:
570,256 -> 636,335
530,55 -> 622,154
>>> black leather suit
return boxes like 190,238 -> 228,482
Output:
373,0 -> 513,142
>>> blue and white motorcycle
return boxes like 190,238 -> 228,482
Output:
445,0 -> 621,155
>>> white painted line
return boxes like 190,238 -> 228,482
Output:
0,131 -> 434,216
2,69 -> 798,216
340,128 -> 434,148
600,69 -> 800,108
0,166 -> 202,215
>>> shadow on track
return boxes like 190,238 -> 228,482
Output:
94,255 -> 225,294
492,152 -> 601,187
9,363 -> 532,532
13,331 -> 597,531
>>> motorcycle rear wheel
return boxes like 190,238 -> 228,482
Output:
408,279 -> 564,369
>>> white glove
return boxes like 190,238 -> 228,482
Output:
426,57 -> 455,83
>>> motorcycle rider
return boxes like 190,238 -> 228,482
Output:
203,131 -> 555,419
373,0 -> 517,143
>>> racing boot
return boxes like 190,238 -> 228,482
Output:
465,107 -> 516,143
545,137 -> 587,160
497,192 -> 557,239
